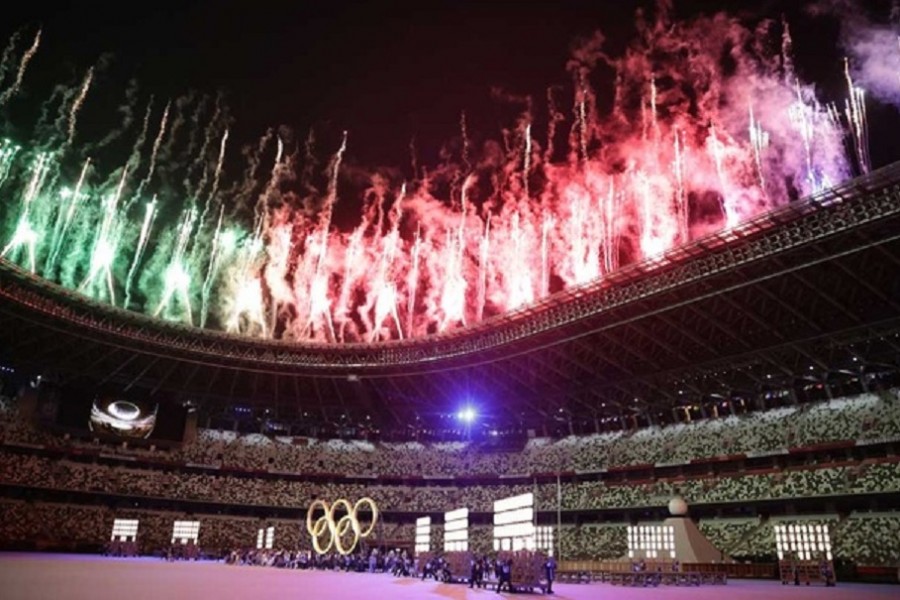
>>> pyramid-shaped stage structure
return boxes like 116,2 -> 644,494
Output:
631,497 -> 733,563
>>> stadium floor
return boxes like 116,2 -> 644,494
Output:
0,553 -> 896,600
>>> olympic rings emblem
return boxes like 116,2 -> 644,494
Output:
306,497 -> 379,555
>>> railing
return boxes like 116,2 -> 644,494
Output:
558,559 -> 776,580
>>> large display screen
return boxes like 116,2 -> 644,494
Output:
52,379 -> 186,442
90,396 -> 158,438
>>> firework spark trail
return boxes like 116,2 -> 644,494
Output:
79,166 -> 128,302
186,118 -> 230,288
576,85 -> 588,162
540,213 -> 553,297
705,124 -> 739,229
437,175 -> 474,330
123,196 -> 158,310
228,133 -> 285,336
844,59 -> 871,174
301,132 -> 346,340
438,229 -> 467,331
460,111 -> 471,172
1,152 -> 52,272
356,182 -> 403,341
567,183 -> 590,285
158,94 -> 191,178
131,99 -> 154,161
781,18 -> 795,77
254,135 -> 284,239
199,205 -> 225,328
650,77 -> 661,144
672,129 -> 687,242
189,97 -> 224,215
0,139 -> 21,188
226,272 -> 267,335
563,170 -> 608,286
406,225 -> 422,336
522,123 -> 532,199
0,27 -> 40,108
177,96 -> 211,195
408,136 -> 418,180
635,171 -> 666,258
94,78 -> 140,151
226,225 -> 269,337
199,128 -> 229,224
545,87 -> 564,164
475,179 -> 491,320
263,222 -> 294,337
508,210 -> 535,308
223,225 -> 266,336
0,31 -> 23,88
46,157 -> 91,274
364,183 -> 406,341
748,104 -> 769,195
602,179 -> 618,274
66,67 -> 94,145
476,215 -> 490,322
789,81 -> 824,193
640,96 -> 649,142
133,100 -> 170,201
335,218 -> 369,342
320,131 -> 347,232
154,206 -> 197,323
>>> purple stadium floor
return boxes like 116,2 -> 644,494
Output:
0,553 -> 896,600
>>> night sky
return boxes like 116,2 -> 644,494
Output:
1,0 -> 895,173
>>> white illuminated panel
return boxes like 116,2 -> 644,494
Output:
536,526 -> 554,557
444,507 -> 469,552
493,493 -> 535,552
627,525 -> 675,559
494,493 -> 534,513
111,518 -> 139,542
415,516 -> 431,555
495,507 -> 534,526
171,520 -> 200,545
774,523 -> 832,561
257,526 -> 275,550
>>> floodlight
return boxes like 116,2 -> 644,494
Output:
457,407 -> 476,423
